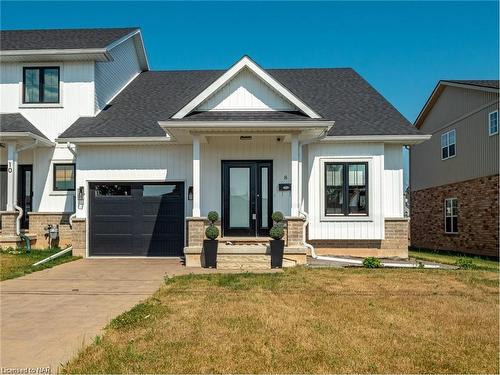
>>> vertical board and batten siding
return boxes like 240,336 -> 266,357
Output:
75,144 -> 193,219
383,144 -> 404,218
196,68 -> 296,111
0,61 -> 95,141
411,86 -> 499,191
200,136 -> 292,216
94,37 -> 142,112
307,142 -> 385,240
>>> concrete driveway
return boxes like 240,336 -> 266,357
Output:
0,258 -> 215,372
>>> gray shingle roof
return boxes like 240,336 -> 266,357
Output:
0,27 -> 138,51
60,68 -> 421,139
443,80 -> 499,89
0,113 -> 50,140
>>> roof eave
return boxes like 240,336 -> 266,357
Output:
0,132 -> 54,146
159,120 -> 334,129
321,134 -> 431,145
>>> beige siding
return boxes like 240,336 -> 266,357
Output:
411,86 -> 499,191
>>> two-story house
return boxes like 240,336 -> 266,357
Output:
410,80 -> 499,257
0,27 -> 430,267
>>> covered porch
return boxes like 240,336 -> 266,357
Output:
160,118 -> 332,268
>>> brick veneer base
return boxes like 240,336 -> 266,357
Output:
28,212 -> 73,249
71,218 -> 86,257
410,175 -> 499,257
309,219 -> 409,258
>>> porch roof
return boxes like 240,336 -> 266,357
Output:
0,113 -> 53,146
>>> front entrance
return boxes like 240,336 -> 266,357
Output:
17,165 -> 33,229
222,161 -> 272,237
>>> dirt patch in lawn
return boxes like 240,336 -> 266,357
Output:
64,267 -> 499,374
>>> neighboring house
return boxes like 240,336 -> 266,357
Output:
410,80 -> 499,257
0,27 -> 429,265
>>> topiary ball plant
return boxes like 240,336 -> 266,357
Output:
269,225 -> 284,240
271,211 -> 284,224
205,225 -> 219,240
207,211 -> 219,224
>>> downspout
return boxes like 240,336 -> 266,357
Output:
67,143 -> 77,228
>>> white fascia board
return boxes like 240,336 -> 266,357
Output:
320,134 -> 432,144
159,120 -> 333,129
105,29 -> 149,71
171,56 -> 322,119
0,132 -> 54,146
0,48 -> 110,60
55,136 -> 172,144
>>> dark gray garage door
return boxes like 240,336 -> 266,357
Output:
89,182 -> 184,257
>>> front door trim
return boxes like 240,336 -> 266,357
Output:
221,160 -> 273,237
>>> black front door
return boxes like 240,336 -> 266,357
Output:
222,161 -> 272,237
17,165 -> 33,229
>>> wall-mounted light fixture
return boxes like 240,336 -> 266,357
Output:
188,186 -> 193,200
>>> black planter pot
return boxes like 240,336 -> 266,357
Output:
203,239 -> 218,268
270,239 -> 285,268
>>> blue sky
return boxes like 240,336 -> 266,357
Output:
1,1 -> 498,184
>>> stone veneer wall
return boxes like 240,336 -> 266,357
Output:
28,212 -> 73,249
71,218 -> 86,257
308,219 -> 409,258
410,174 -> 499,257
186,217 -> 304,246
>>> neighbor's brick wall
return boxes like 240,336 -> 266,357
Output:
309,219 -> 409,258
71,218 -> 86,257
410,174 -> 499,257
28,212 -> 73,249
0,212 -> 17,236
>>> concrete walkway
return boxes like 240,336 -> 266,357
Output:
0,258 -> 226,372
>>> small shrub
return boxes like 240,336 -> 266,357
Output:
271,211 -> 284,223
205,225 -> 219,240
455,257 -> 477,270
207,211 -> 219,223
363,257 -> 381,268
269,225 -> 284,240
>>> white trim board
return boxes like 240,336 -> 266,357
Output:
171,56 -> 322,119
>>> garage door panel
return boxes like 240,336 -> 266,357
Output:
89,182 -> 184,257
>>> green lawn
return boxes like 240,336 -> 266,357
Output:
409,247 -> 499,271
64,265 -> 499,374
0,248 -> 81,281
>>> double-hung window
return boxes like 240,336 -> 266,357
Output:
53,164 -> 75,191
444,198 -> 458,233
23,67 -> 60,104
325,162 -> 368,216
489,110 -> 498,136
441,129 -> 456,160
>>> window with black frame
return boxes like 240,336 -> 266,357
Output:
325,162 -> 368,216
23,67 -> 60,104
53,164 -> 75,191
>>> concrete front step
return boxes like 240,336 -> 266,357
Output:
184,244 -> 307,269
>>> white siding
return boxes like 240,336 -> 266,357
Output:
0,61 -> 95,141
307,142 -> 385,240
94,37 -> 141,111
197,68 -> 296,112
200,136 -> 291,215
75,144 -> 193,219
383,144 -> 404,218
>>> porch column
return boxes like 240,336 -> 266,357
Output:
6,142 -> 17,211
192,135 -> 201,217
291,134 -> 299,217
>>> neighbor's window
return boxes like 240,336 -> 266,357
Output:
53,164 -> 75,191
444,198 -> 458,234
441,129 -> 456,160
23,67 -> 60,104
489,110 -> 498,136
325,162 -> 368,216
